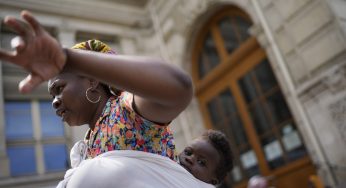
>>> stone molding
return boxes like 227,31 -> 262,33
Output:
299,60 -> 346,101
0,0 -> 151,28
323,65 -> 346,94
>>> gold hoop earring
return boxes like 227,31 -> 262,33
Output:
85,87 -> 101,103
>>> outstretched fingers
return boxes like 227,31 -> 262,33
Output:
0,36 -> 26,64
21,10 -> 44,36
0,49 -> 14,62
19,74 -> 43,93
4,16 -> 31,37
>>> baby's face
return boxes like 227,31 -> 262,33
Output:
178,138 -> 220,185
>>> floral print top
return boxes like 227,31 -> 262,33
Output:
84,92 -> 177,161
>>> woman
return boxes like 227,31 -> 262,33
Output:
0,10 -> 193,161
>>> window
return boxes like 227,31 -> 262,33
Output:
5,102 -> 33,140
198,32 -> 221,78
5,100 -> 69,176
1,19 -> 69,178
7,146 -> 37,176
195,8 -> 252,80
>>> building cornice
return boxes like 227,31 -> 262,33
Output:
0,0 -> 151,28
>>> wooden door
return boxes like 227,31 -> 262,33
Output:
192,6 -> 316,188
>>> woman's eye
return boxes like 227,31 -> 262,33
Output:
56,86 -> 63,93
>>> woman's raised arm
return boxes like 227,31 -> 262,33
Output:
65,49 -> 193,123
0,10 -> 193,123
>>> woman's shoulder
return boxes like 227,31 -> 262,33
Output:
106,91 -> 132,110
109,91 -> 170,127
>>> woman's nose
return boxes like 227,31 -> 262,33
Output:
52,96 -> 61,109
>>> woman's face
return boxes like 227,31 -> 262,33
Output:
178,138 -> 220,185
48,73 -> 93,126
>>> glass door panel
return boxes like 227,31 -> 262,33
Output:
234,16 -> 251,42
217,14 -> 252,55
249,103 -> 271,135
198,32 -> 221,79
280,124 -> 306,162
207,89 -> 260,182
218,17 -> 239,54
253,59 -> 277,93
238,58 -> 307,170
238,73 -> 259,103
240,149 -> 260,178
265,92 -> 292,124
262,136 -> 285,169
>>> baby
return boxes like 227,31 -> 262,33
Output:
178,129 -> 233,185
58,129 -> 233,188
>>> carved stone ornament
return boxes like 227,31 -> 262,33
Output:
323,65 -> 346,94
329,96 -> 346,144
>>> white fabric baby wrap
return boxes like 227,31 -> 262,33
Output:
57,141 -> 214,188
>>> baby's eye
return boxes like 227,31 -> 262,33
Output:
184,148 -> 192,156
197,159 -> 206,166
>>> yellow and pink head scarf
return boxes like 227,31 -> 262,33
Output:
71,39 -> 121,96
72,39 -> 117,54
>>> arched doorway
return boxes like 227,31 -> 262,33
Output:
191,6 -> 316,188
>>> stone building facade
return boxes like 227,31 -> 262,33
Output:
0,0 -> 345,187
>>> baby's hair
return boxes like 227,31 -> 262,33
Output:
202,129 -> 233,182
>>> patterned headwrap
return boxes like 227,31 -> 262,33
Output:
72,39 -> 117,54
71,39 -> 121,96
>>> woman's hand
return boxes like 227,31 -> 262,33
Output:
0,10 -> 66,93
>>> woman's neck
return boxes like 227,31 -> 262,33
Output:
89,92 -> 112,130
